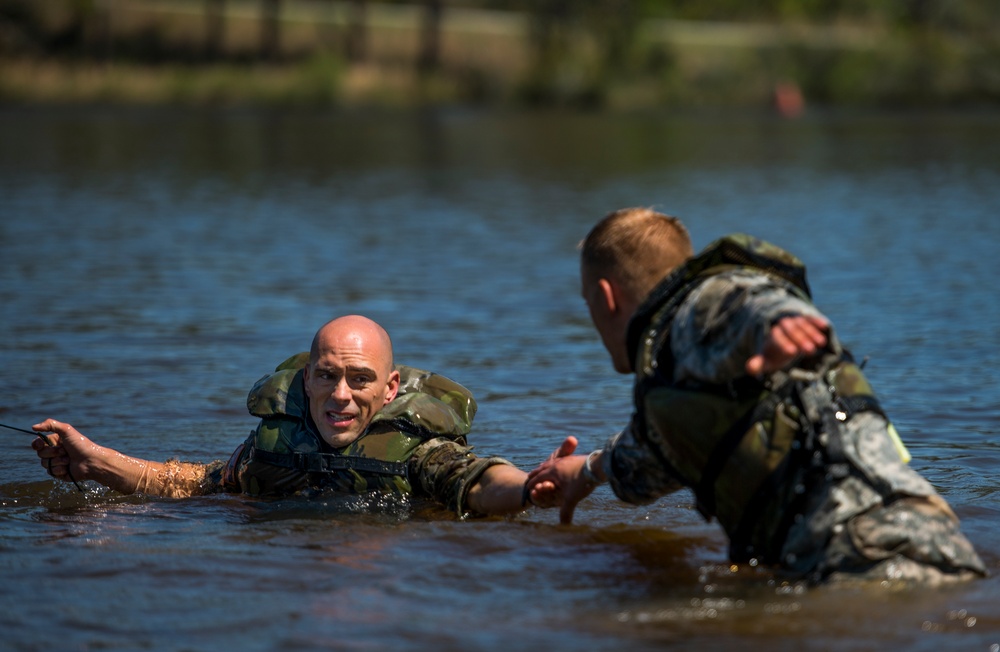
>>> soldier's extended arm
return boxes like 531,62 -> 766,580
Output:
672,271 -> 828,385
31,418 -> 217,497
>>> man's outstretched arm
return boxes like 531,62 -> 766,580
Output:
465,436 -> 578,515
32,418 -> 216,498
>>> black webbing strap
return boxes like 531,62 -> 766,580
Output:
837,394 -> 886,420
727,390 -> 887,563
250,448 -> 408,477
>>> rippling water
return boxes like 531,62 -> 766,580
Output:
1,107 -> 998,651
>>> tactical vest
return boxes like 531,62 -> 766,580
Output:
234,353 -> 477,497
626,234 -> 893,564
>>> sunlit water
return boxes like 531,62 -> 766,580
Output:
1,107 -> 998,651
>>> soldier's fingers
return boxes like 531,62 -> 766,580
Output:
553,436 -> 578,459
525,463 -> 553,483
559,500 -> 578,524
34,439 -> 64,457
803,314 -> 830,331
45,457 -> 65,479
785,315 -> 828,345
804,318 -> 829,347
769,323 -> 798,356
783,323 -> 819,354
32,419 -> 64,434
746,353 -> 765,377
41,455 -> 69,476
39,450 -> 66,465
529,481 -> 559,508
544,436 -> 577,464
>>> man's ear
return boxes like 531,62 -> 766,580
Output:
384,369 -> 401,404
598,277 -> 620,315
302,364 -> 312,397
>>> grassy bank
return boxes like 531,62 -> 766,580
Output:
1,0 -> 998,110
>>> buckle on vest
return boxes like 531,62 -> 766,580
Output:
290,452 -> 339,473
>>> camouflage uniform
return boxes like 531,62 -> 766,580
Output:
600,235 -> 986,584
210,354 -> 512,516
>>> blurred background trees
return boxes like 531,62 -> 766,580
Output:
1,0 -> 996,108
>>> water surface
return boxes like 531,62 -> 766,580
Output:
1,107 -> 998,651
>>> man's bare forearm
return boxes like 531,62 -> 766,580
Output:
76,443 -> 214,498
465,464 -> 528,515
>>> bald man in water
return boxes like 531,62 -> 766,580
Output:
33,315 -> 569,516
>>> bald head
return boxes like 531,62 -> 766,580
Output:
304,315 -> 400,448
310,315 -> 394,371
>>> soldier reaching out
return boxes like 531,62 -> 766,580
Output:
527,207 -> 986,584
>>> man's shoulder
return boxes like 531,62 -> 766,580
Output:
396,364 -> 473,401
394,364 -> 477,429
375,392 -> 474,439
246,366 -> 307,420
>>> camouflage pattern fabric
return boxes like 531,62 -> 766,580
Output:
603,262 -> 987,584
408,437 -> 511,516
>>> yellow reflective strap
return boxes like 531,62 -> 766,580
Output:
886,422 -> 911,464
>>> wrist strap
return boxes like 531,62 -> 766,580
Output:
582,449 -> 604,486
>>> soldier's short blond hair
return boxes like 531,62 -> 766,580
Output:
580,207 -> 693,303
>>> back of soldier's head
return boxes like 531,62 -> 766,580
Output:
580,207 -> 693,302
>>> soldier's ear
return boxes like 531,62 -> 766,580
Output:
598,278 -> 620,315
384,369 -> 401,404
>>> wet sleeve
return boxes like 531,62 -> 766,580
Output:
407,437 -> 514,516
671,270 -> 826,385
200,460 -> 228,493
602,421 -> 684,505
208,431 -> 256,493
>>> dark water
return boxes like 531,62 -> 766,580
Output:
1,107 -> 999,651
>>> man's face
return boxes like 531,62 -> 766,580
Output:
303,328 -> 400,449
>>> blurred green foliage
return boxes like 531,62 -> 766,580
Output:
1,0 -> 997,108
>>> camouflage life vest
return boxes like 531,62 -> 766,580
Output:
626,234 -> 893,564
234,353 -> 477,497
